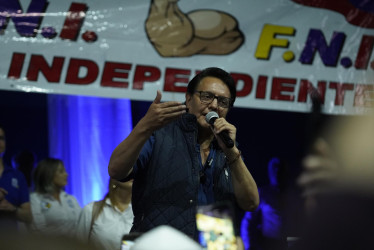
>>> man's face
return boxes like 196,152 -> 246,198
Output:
185,76 -> 231,130
0,128 -> 5,157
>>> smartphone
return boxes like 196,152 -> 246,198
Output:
196,202 -> 238,250
121,232 -> 142,250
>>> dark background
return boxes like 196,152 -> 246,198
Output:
0,90 -> 49,166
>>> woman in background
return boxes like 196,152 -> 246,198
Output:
30,158 -> 81,237
76,178 -> 134,250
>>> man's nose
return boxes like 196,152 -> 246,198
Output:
209,97 -> 219,110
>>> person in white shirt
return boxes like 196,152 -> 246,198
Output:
30,158 -> 81,237
76,178 -> 134,250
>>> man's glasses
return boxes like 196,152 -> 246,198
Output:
196,91 -> 231,108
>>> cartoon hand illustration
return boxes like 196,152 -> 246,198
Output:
145,0 -> 244,57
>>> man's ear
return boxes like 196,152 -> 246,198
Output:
185,92 -> 192,107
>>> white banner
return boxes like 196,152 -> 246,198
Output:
0,0 -> 373,114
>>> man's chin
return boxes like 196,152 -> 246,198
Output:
198,122 -> 213,134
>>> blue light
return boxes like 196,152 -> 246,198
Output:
47,95 -> 132,206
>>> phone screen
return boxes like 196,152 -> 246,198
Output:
196,203 -> 238,250
121,232 -> 142,250
121,240 -> 135,250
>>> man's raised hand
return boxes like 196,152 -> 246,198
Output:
141,90 -> 186,131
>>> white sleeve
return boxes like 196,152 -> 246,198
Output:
76,202 -> 94,243
29,193 -> 47,233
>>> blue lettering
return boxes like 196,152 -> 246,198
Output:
299,29 -> 346,67
0,0 -> 48,37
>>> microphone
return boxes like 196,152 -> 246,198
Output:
205,111 -> 234,148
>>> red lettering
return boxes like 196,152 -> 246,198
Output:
329,82 -> 354,105
355,35 -> 374,70
8,53 -> 26,79
101,62 -> 132,88
231,73 -> 252,97
271,77 -> 296,101
65,58 -> 98,84
133,65 -> 161,90
255,75 -> 268,99
59,3 -> 88,41
354,84 -> 374,107
27,55 -> 64,82
298,80 -> 326,104
164,68 -> 191,92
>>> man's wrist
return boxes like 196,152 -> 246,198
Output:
227,150 -> 241,165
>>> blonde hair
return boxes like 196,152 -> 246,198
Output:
33,158 -> 64,194
94,178 -> 124,218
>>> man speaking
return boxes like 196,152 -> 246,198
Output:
108,67 -> 259,240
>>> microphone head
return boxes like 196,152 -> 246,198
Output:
205,111 -> 219,125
